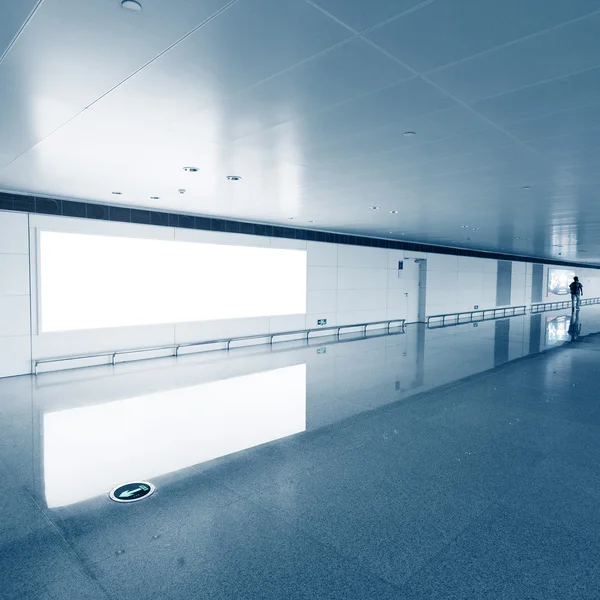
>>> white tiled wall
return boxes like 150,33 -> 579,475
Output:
2,208 -> 599,378
426,253 -> 497,315
0,212 -> 31,377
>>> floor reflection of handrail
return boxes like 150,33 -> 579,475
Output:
34,318 -> 406,374
529,297 -> 600,313
426,305 -> 527,329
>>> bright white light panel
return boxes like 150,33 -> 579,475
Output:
39,230 -> 306,332
43,365 -> 306,507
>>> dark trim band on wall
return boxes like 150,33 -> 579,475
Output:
1,190 -> 598,270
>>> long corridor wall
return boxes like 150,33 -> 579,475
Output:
1,207 -> 599,377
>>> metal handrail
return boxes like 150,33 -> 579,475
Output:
530,297 -> 600,313
427,305 -> 526,328
34,318 -> 406,374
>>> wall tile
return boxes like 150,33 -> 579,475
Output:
307,289 -> 337,313
0,336 -> 31,377
0,212 -> 28,254
337,267 -> 387,290
307,241 -> 338,266
308,266 -> 338,290
0,296 -> 30,337
0,255 -> 29,295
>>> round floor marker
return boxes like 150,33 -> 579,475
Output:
109,482 -> 155,503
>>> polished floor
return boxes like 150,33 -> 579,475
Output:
1,308 -> 600,599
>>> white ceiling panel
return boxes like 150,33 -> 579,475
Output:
1,0 -> 600,263
365,0 -> 598,73
503,102 -> 600,142
0,0 -> 235,167
471,66 -> 600,125
427,13 -> 600,102
190,37 -> 413,143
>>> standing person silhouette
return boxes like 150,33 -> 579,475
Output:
569,276 -> 583,311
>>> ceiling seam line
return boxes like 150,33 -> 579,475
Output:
0,0 -> 45,66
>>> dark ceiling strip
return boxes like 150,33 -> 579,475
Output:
0,190 -> 597,270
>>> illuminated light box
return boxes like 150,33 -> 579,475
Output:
547,268 -> 575,297
43,365 -> 306,507
39,231 -> 306,332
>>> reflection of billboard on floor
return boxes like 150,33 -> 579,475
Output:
547,268 -> 575,296
43,364 -> 306,507
545,315 -> 571,345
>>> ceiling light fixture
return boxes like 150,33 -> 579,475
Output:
522,185 -> 531,189
403,131 -> 416,137
183,166 -> 199,172
112,191 -> 122,195
227,175 -> 242,181
461,225 -> 469,228
369,206 -> 380,210
150,196 -> 159,200
121,0 -> 142,13
390,210 -> 398,214
178,189 -> 186,194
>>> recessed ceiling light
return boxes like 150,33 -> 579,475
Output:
472,227 -> 479,231
403,131 -> 416,137
369,206 -> 380,210
461,225 -> 469,228
183,166 -> 199,172
226,175 -> 242,181
112,191 -> 122,195
121,0 -> 142,13
390,210 -> 399,214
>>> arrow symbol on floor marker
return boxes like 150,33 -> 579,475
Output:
119,485 -> 147,498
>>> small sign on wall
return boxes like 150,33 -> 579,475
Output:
398,261 -> 404,279
474,305 -> 479,309
317,319 -> 327,326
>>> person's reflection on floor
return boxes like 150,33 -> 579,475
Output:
568,311 -> 581,341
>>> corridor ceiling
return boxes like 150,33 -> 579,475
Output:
1,0 -> 600,262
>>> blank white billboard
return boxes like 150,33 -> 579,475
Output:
43,364 -> 306,507
39,230 -> 306,332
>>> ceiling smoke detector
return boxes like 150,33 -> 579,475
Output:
121,0 -> 142,13
226,175 -> 242,181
